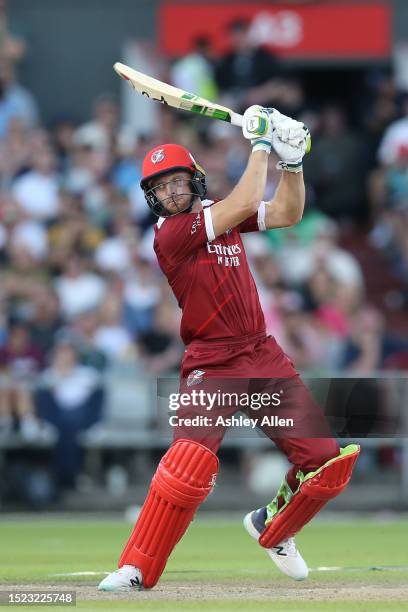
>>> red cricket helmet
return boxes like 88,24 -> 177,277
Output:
140,143 -> 207,217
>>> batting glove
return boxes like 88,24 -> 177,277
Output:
242,105 -> 273,154
269,108 -> 311,173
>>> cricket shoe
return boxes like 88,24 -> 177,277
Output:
243,507 -> 308,581
98,565 -> 143,591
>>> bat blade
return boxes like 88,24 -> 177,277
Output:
113,62 -> 242,127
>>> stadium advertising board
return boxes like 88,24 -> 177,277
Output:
159,2 -> 391,59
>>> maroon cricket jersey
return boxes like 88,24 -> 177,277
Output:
153,199 -> 267,345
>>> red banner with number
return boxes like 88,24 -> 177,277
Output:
159,2 -> 391,59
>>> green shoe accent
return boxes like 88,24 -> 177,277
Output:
265,445 -> 359,525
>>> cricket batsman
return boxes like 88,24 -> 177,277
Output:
99,106 -> 360,591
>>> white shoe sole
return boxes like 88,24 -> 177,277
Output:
98,584 -> 132,592
98,582 -> 143,592
243,512 -> 308,581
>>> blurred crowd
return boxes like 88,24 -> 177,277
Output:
0,14 -> 408,492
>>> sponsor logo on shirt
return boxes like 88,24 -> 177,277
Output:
191,213 -> 201,234
207,243 -> 241,256
187,369 -> 206,387
207,242 -> 241,267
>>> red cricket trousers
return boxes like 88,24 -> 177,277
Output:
174,331 -> 339,491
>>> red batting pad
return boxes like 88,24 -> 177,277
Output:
119,439 -> 219,588
259,445 -> 360,548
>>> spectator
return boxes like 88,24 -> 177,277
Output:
74,93 -> 125,155
64,310 -> 108,372
304,106 -> 366,221
270,290 -> 337,372
10,215 -> 48,261
377,95 -> 408,166
0,321 -> 44,437
65,128 -> 114,222
93,294 -> 135,364
112,131 -> 143,196
3,240 -> 50,321
47,191 -> 105,268
171,36 -> 218,102
123,257 -> 161,336
51,117 -> 78,173
36,341 -> 104,488
94,211 -> 136,275
0,57 -> 39,139
137,298 -> 183,374
363,75 -> 400,171
340,305 -> 408,372
12,144 -> 60,220
304,268 -> 351,340
370,144 -> 408,284
0,117 -> 35,183
28,288 -> 63,354
215,18 -> 281,111
54,255 -> 106,320
266,215 -> 364,292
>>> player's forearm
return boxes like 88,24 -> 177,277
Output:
209,107 -> 271,237
266,170 -> 305,227
226,150 -> 268,214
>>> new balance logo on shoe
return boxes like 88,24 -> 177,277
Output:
273,545 -> 287,557
130,577 -> 141,587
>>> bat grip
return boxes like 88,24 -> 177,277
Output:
230,112 -> 243,127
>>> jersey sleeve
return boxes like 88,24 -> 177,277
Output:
238,201 -> 267,234
154,209 -> 214,266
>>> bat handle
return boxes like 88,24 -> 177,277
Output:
230,112 -> 243,127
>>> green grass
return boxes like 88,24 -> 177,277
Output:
0,516 -> 407,610
4,604 -> 408,612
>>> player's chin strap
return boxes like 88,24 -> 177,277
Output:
259,444 -> 360,548
180,193 -> 195,214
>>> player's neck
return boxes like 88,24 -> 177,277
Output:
191,197 -> 203,213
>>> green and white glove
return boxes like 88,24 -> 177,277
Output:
269,108 -> 311,173
242,105 -> 273,154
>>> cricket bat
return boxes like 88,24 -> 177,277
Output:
113,61 -> 243,127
